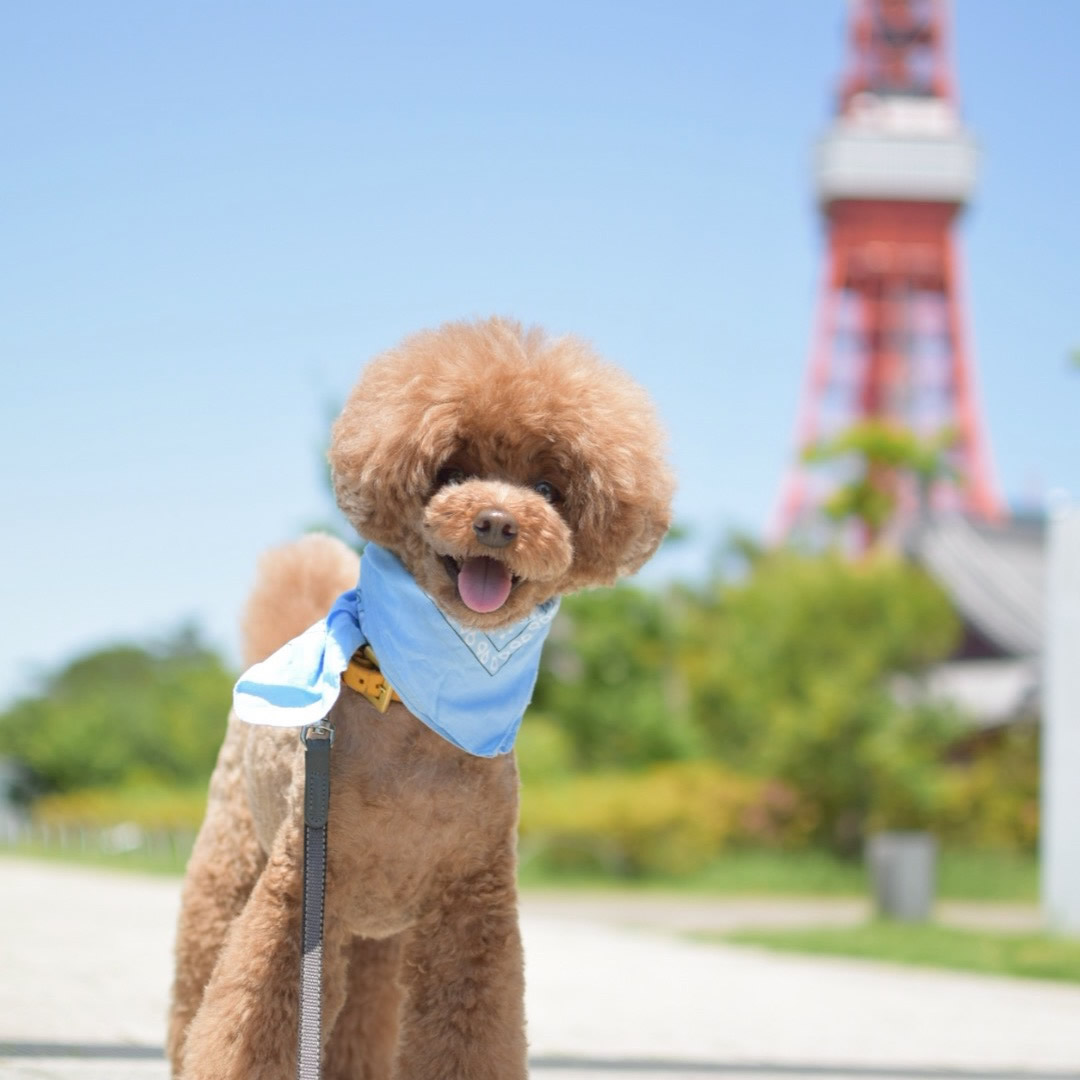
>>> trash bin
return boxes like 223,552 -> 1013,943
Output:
866,830 -> 937,922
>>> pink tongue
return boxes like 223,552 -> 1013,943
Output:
457,557 -> 513,613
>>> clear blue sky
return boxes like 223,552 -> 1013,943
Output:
2,1 -> 1077,701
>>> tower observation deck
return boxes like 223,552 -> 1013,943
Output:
817,93 -> 976,206
777,0 -> 1002,539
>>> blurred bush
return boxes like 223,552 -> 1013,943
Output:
513,716 -> 576,783
938,727 -> 1040,851
31,785 -> 208,830
533,585 -> 702,767
519,761 -> 816,876
536,549 -> 968,855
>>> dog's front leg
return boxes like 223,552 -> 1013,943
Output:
324,934 -> 405,1080
177,806 -> 349,1080
395,862 -> 527,1080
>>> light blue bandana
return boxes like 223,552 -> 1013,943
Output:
233,543 -> 559,757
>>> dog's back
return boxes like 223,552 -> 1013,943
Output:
240,532 -> 359,665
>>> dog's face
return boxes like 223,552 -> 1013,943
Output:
328,318 -> 674,629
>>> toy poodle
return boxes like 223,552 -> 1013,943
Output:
168,316 -> 674,1079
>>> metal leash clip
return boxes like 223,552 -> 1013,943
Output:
301,720 -> 335,747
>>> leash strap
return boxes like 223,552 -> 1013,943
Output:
298,721 -> 333,1080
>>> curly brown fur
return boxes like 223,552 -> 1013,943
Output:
169,317 -> 674,1080
329,317 -> 674,626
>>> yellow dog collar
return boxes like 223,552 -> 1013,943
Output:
341,646 -> 401,713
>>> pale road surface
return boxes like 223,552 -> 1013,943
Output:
2,859 -> 1079,1080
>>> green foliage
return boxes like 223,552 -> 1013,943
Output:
519,761 -> 815,877
802,421 -> 958,543
938,727 -> 1040,851
803,421 -> 958,483
532,586 -> 701,768
32,784 -> 208,829
537,550 -> 965,855
685,551 -> 964,852
0,628 -> 233,794
513,717 -> 576,784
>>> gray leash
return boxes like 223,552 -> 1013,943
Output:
298,720 -> 333,1080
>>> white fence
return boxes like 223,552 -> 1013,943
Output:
1,818 -> 196,866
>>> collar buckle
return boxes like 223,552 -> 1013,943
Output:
343,647 -> 399,713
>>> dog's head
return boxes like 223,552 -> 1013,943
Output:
328,318 -> 674,629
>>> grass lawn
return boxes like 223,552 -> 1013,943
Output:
518,847 -> 1038,902
713,921 -> 1080,984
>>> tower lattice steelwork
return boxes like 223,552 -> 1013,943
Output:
777,0 -> 1002,539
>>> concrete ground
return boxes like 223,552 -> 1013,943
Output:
1,858 -> 1078,1080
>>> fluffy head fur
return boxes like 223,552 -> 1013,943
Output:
328,317 -> 674,629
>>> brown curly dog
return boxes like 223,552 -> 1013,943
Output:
167,317 -> 674,1080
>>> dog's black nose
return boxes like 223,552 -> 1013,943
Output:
472,508 -> 518,549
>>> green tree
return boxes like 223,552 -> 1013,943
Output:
677,550 -> 961,853
532,585 -> 700,768
0,628 -> 234,793
531,549 -> 962,855
803,421 -> 958,546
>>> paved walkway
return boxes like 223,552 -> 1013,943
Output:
519,892 -> 1045,934
1,859 -> 1077,1080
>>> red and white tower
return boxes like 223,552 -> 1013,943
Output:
777,0 -> 1003,538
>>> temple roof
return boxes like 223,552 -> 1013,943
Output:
908,514 -> 1046,658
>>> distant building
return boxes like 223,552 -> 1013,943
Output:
903,514 -> 1045,728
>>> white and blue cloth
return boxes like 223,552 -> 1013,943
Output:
233,542 -> 558,757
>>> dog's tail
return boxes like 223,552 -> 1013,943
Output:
241,533 -> 360,666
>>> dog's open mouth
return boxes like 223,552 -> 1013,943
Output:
442,555 -> 519,614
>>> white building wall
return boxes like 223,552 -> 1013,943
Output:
1043,502 -> 1080,934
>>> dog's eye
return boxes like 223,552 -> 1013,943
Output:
533,480 -> 560,503
435,466 -> 467,489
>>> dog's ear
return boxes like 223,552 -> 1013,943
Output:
612,484 -> 675,577
568,462 -> 675,586
329,390 -> 459,547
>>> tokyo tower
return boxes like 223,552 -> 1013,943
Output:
777,0 -> 1003,539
